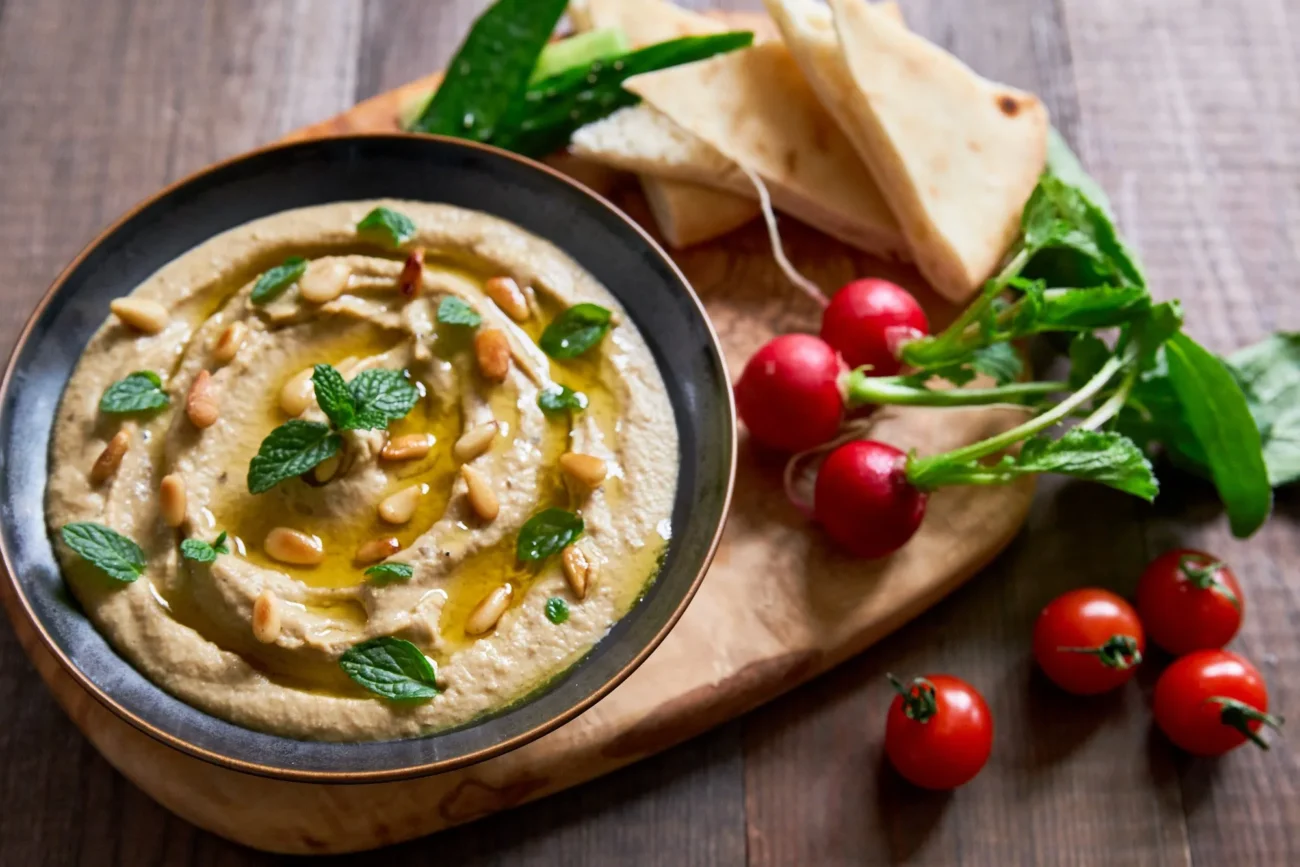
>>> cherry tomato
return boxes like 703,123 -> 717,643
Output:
1153,650 -> 1282,755
1136,549 -> 1243,656
1033,588 -> 1144,695
885,674 -> 993,789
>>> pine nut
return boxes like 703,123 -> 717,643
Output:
252,589 -> 281,644
380,433 -> 435,462
562,544 -> 596,600
398,248 -> 424,298
474,328 -> 511,382
185,370 -> 219,428
299,259 -> 351,303
110,298 -> 169,334
159,473 -> 187,527
279,366 -> 315,417
355,536 -> 401,565
310,454 -> 341,484
264,527 -> 324,566
484,276 -> 530,322
90,429 -> 131,484
559,452 -> 607,488
453,422 -> 497,462
465,583 -> 513,636
461,465 -> 499,521
212,321 -> 247,364
379,485 -> 421,524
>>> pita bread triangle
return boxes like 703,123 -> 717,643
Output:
826,0 -> 1048,300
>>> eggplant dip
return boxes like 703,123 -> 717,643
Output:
47,200 -> 678,741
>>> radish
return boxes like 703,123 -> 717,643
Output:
821,279 -> 928,374
735,334 -> 844,452
813,440 -> 927,558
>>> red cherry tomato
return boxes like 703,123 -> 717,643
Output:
885,674 -> 993,790
1153,650 -> 1282,755
734,334 -> 844,453
1033,588 -> 1145,695
813,440 -> 927,559
820,278 -> 929,374
1136,549 -> 1243,656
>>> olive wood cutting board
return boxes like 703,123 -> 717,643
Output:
2,10 -> 1035,854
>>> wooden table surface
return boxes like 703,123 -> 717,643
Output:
1,0 -> 1297,864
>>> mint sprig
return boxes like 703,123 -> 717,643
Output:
339,636 -> 440,701
99,371 -> 169,414
538,385 -> 588,414
437,296 -> 483,328
365,562 -> 414,584
180,531 -> 230,563
251,256 -> 308,304
247,420 -> 342,494
357,207 -> 415,247
539,303 -> 611,359
60,522 -> 145,583
517,508 -> 583,562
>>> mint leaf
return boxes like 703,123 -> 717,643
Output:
181,531 -> 228,563
1165,332 -> 1272,537
1020,174 -> 1144,290
545,596 -> 570,624
99,371 -> 169,414
365,562 -> 414,584
357,207 -> 416,247
1036,285 -> 1150,331
539,303 -> 611,359
1067,333 -> 1111,390
311,364 -> 356,429
1229,332 -> 1300,486
339,636 -> 440,701
60,522 -> 145,583
346,369 -> 419,430
517,508 -> 583,562
250,256 -> 307,304
538,385 -> 588,414
437,296 -> 482,328
247,420 -> 341,494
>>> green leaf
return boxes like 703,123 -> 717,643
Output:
413,0 -> 569,140
1165,332 -> 1272,537
99,371 -> 169,414
181,531 -> 229,563
970,343 -> 1022,386
539,303 -> 612,359
531,28 -> 630,84
1019,174 -> 1144,290
346,369 -> 419,430
908,430 -> 1158,501
1045,127 -> 1114,217
250,256 -> 308,304
1127,301 -> 1184,369
247,420 -> 342,494
1035,285 -> 1150,331
544,596 -> 570,624
311,364 -> 355,429
437,296 -> 483,328
60,522 -> 145,583
365,562 -> 415,584
356,207 -> 416,247
1229,332 -> 1300,486
538,385 -> 589,414
1067,333 -> 1111,390
492,32 -> 755,158
517,508 -> 583,562
338,637 -> 440,701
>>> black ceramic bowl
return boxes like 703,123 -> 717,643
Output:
0,134 -> 735,782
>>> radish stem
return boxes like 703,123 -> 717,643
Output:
845,370 -> 1067,408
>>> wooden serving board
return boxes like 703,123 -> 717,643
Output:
3,12 -> 1035,855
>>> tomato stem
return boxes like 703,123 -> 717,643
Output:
888,674 -> 938,724
1177,555 -> 1240,610
1057,634 -> 1143,669
1206,696 -> 1285,750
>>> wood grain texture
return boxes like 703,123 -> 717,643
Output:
0,0 -> 1296,863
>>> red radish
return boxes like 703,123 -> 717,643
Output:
820,278 -> 928,374
814,440 -> 927,558
735,334 -> 844,452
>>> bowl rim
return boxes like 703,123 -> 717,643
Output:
0,132 -> 737,783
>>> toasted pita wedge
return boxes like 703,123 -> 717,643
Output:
623,41 -> 906,257
642,178 -> 762,248
826,0 -> 1048,300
